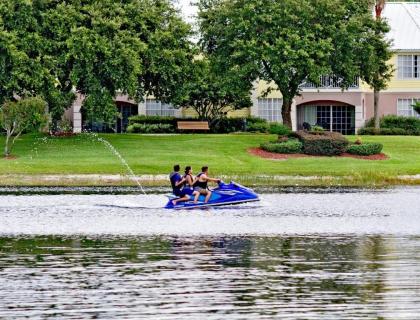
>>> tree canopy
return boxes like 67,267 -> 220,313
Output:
0,0 -> 194,127
171,57 -> 253,121
198,0 -> 392,128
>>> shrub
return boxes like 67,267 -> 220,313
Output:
347,143 -> 383,156
126,123 -> 174,133
269,123 -> 291,135
210,117 -> 246,133
247,122 -> 269,133
128,115 -> 177,126
57,119 -> 73,133
295,130 -> 349,156
246,116 -> 267,125
310,125 -> 325,133
128,115 -> 270,133
358,127 -> 420,136
413,101 -> 420,115
261,139 -> 302,154
365,115 -> 420,132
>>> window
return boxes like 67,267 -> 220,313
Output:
298,105 -> 355,134
146,99 -> 175,116
397,98 -> 420,118
398,55 -> 419,79
257,98 -> 282,122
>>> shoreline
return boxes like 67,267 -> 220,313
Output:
1,174 -> 419,188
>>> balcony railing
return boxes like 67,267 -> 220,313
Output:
300,75 -> 359,89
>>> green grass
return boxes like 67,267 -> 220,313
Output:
0,133 -> 419,186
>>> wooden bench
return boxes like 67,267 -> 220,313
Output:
177,121 -> 210,131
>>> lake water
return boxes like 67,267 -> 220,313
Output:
1,187 -> 420,319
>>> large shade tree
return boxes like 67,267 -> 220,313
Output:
0,0 -> 193,129
198,0 -> 392,128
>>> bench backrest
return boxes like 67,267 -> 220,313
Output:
177,121 -> 210,130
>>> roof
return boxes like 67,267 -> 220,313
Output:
383,2 -> 420,51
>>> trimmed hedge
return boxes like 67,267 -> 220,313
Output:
126,123 -> 174,133
358,127 -> 420,136
347,143 -> 383,156
128,115 -> 268,133
261,139 -> 302,154
295,130 -> 349,156
362,115 -> 420,135
128,115 -> 176,126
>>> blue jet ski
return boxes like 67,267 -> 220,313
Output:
164,181 -> 259,209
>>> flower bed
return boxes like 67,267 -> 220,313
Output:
248,148 -> 388,161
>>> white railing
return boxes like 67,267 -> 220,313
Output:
300,75 -> 359,89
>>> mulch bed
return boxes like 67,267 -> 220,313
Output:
248,148 -> 389,161
2,155 -> 18,160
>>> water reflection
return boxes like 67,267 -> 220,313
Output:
1,235 -> 420,319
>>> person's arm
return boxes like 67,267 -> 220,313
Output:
175,176 -> 185,187
204,175 -> 221,183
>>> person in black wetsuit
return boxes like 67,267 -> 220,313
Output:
171,166 -> 196,206
169,164 -> 185,197
193,166 -> 221,204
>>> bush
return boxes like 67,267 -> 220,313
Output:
310,125 -> 325,133
128,115 -> 177,126
210,117 -> 246,133
247,122 -> 269,133
261,139 -> 303,154
358,127 -> 420,136
346,143 -> 383,156
246,116 -> 267,125
127,123 -> 174,133
295,130 -> 349,156
128,115 -> 270,133
364,115 -> 420,132
269,123 -> 291,135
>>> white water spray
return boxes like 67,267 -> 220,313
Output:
84,132 -> 146,194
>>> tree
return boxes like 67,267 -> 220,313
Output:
171,58 -> 252,121
0,97 -> 48,157
0,0 -> 194,129
198,0 -> 391,128
0,0 -> 76,128
360,0 -> 394,129
0,5 -> 48,105
65,0 -> 194,127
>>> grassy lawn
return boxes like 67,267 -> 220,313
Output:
0,133 -> 419,185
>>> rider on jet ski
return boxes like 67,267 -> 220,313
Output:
192,166 -> 221,204
171,165 -> 196,206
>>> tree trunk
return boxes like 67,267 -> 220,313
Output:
4,132 -> 11,157
281,98 -> 293,129
374,88 -> 380,129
